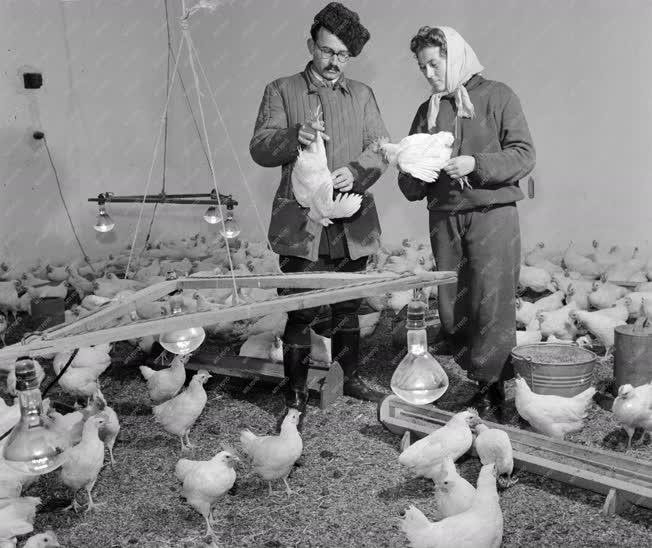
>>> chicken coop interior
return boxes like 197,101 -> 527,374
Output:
1,1 -> 651,547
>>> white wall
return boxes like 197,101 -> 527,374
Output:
1,0 -> 650,269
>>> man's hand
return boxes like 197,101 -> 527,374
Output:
298,119 -> 330,146
331,167 -> 355,192
443,155 -> 476,179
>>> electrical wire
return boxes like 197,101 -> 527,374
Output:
42,135 -> 96,275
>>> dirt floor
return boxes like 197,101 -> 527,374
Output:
3,309 -> 652,548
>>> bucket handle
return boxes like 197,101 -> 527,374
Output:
525,356 -> 537,388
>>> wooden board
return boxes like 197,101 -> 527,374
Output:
186,354 -> 344,410
0,271 -> 456,360
378,395 -> 652,512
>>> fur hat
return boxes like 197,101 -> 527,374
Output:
311,2 -> 370,57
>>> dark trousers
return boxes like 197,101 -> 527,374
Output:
277,255 -> 368,347
429,203 -> 520,383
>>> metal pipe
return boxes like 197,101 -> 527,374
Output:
88,195 -> 237,206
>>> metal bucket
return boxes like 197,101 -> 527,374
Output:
30,296 -> 65,331
511,343 -> 597,397
613,324 -> 652,395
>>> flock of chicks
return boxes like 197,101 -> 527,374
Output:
0,235 -> 651,547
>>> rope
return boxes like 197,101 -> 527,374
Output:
188,37 -> 282,269
124,26 -> 187,280
182,26 -> 239,300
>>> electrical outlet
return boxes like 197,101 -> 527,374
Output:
23,72 -> 42,89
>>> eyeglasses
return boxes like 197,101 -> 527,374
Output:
314,43 -> 351,63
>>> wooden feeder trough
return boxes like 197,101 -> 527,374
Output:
378,395 -> 652,516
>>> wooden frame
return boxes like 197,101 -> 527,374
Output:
378,395 -> 652,515
0,271 -> 457,360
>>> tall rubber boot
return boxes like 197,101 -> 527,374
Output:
276,344 -> 310,432
332,329 -> 386,403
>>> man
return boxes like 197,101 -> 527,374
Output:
397,26 -> 536,421
250,2 -> 390,430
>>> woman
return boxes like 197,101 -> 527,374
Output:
398,26 -> 536,421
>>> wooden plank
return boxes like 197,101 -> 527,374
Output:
185,355 -> 344,408
378,395 -> 652,511
0,271 -> 455,360
43,280 -> 180,339
181,271 -> 444,289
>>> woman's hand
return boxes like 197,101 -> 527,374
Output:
443,155 -> 475,179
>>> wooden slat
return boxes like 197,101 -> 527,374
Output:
378,395 -> 652,511
183,271 -> 405,289
0,271 -> 456,360
386,397 -> 652,484
43,280 -> 180,339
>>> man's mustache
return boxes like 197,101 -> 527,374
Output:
325,65 -> 339,72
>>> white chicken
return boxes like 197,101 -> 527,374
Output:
514,376 -> 596,438
516,329 -> 542,346
81,389 -> 120,466
473,422 -> 516,488
60,415 -> 106,512
139,354 -> 188,404
290,109 -> 362,227
400,464 -> 503,548
624,292 -> 652,319
430,456 -> 475,519
588,280 -> 629,310
519,265 -> 554,293
26,281 -> 68,300
612,382 -> 652,450
153,370 -> 211,451
175,450 -> 239,538
398,410 -> 478,480
240,409 -> 303,496
21,531 -> 61,548
379,131 -> 457,185
0,496 -> 41,545
239,331 -> 283,363
569,309 -> 626,359
562,243 -> 603,278
536,303 -> 578,340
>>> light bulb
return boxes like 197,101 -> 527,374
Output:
159,293 -> 206,355
203,205 -> 222,224
390,291 -> 449,405
93,205 -> 115,233
219,208 -> 240,239
3,358 -> 65,475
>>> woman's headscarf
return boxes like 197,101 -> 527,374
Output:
426,26 -> 484,132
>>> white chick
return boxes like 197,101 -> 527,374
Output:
139,354 -> 188,404
175,450 -> 238,537
0,496 -> 41,544
473,422 -> 516,489
400,463 -> 503,548
153,370 -> 211,451
430,456 -> 475,519
60,415 -> 106,513
240,409 -> 303,496
399,410 -> 478,480
612,382 -> 652,450
514,376 -> 596,439
22,531 -> 61,548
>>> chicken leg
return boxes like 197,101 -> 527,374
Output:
184,432 -> 195,449
282,477 -> 294,496
85,480 -> 105,512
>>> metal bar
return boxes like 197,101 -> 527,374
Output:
88,197 -> 234,205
